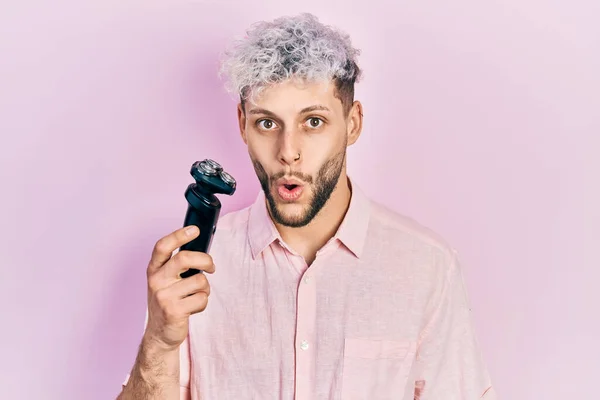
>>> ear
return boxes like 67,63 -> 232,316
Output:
237,102 -> 248,144
346,100 -> 363,146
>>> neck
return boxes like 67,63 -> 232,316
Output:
273,173 -> 352,265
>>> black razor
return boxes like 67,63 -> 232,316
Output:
179,159 -> 236,278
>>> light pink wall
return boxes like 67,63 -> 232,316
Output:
1,1 -> 598,399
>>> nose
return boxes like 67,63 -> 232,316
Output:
277,130 -> 301,166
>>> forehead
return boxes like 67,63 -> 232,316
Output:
246,79 -> 342,115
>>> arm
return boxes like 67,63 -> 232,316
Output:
116,225 -> 213,399
117,336 -> 182,400
413,249 -> 496,399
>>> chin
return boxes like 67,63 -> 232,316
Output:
271,199 -> 315,228
276,203 -> 306,217
276,214 -> 313,228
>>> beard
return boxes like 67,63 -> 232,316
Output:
251,147 -> 346,228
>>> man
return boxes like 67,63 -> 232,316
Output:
118,13 -> 496,400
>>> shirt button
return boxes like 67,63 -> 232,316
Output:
300,340 -> 309,350
303,276 -> 310,284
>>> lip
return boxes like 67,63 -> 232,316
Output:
275,177 -> 305,187
277,184 -> 304,201
274,177 -> 305,201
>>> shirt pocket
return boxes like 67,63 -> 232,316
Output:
340,338 -> 416,400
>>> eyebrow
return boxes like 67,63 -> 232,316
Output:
248,105 -> 331,117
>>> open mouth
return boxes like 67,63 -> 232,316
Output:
277,182 -> 304,200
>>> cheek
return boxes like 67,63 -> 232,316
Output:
247,136 -> 278,170
246,135 -> 268,158
304,133 -> 345,161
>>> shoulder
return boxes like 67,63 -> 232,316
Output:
204,204 -> 253,260
367,198 -> 457,263
215,205 -> 252,232
365,199 -> 464,306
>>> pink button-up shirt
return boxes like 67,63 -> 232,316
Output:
123,178 -> 496,399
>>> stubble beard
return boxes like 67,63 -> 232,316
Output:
252,147 -> 347,228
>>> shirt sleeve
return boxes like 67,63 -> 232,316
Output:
412,249 -> 496,399
179,333 -> 192,397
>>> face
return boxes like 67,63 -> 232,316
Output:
237,79 -> 362,228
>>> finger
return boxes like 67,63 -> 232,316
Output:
148,226 -> 200,273
180,291 -> 210,315
162,250 -> 215,282
171,272 -> 211,298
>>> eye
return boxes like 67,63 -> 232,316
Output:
305,117 -> 324,128
257,119 -> 277,130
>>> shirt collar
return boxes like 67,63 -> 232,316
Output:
247,176 -> 370,259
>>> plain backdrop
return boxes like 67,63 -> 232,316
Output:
1,1 -> 598,399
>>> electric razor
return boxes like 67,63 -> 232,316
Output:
179,159 -> 236,278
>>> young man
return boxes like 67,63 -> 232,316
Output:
118,13 -> 496,400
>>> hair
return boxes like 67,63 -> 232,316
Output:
218,13 -> 362,116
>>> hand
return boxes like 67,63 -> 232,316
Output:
143,225 -> 215,352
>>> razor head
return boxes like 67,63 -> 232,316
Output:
190,159 -> 236,195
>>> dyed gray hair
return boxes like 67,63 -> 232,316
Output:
219,13 -> 362,112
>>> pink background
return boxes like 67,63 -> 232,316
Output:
1,1 -> 598,399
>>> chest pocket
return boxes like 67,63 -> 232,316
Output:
341,338 -> 416,400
